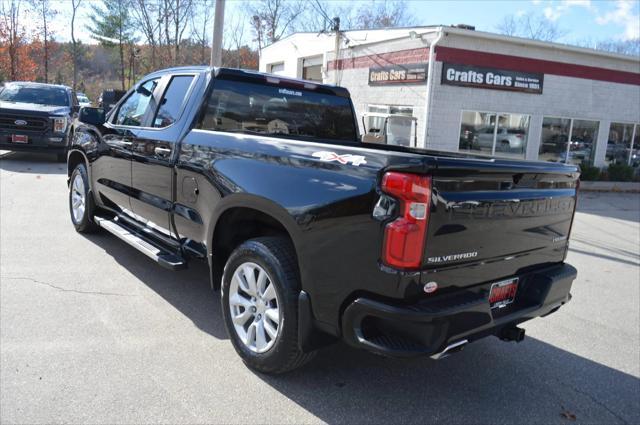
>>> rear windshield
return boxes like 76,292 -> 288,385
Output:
0,84 -> 69,107
200,79 -> 357,142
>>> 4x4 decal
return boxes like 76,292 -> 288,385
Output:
312,151 -> 367,166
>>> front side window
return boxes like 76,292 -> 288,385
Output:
200,79 -> 357,142
153,75 -> 195,128
458,111 -> 529,159
115,78 -> 159,127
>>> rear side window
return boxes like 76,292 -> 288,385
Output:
199,79 -> 357,142
153,75 -> 195,128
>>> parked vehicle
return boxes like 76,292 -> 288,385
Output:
67,67 -> 579,373
0,81 -> 79,161
97,89 -> 126,111
361,112 -> 417,147
77,92 -> 92,107
474,127 -> 527,152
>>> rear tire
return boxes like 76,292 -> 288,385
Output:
69,163 -> 98,233
221,237 -> 315,374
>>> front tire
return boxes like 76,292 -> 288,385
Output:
69,163 -> 98,233
221,237 -> 315,374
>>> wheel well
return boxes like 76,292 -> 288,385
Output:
67,150 -> 86,177
211,207 -> 298,289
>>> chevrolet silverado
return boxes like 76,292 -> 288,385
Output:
66,66 -> 579,373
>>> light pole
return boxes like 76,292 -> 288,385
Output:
210,0 -> 226,67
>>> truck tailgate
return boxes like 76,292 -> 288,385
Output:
424,157 -> 579,274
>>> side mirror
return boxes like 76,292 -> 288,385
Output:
79,107 -> 106,127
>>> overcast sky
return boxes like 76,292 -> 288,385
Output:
32,0 -> 640,47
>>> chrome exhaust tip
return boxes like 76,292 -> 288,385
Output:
430,339 -> 468,360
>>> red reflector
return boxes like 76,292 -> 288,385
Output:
381,172 -> 431,269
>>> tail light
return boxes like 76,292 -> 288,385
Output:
381,172 -> 432,269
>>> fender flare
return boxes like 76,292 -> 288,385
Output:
205,193 -> 304,263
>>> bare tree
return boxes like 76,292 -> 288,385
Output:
30,0 -> 56,83
131,0 -> 161,69
70,0 -> 82,90
190,0 -> 213,65
576,37 -> 640,57
353,0 -> 415,29
1,0 -> 22,80
497,12 -> 567,42
223,10 -> 248,67
250,0 -> 305,49
165,0 -> 193,65
593,39 -> 640,57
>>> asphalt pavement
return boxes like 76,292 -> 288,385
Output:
1,152 -> 639,424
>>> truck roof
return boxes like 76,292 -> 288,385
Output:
144,66 -> 351,98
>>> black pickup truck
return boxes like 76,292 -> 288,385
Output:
0,82 -> 79,161
67,66 -> 579,373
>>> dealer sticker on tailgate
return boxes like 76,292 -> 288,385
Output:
489,277 -> 518,309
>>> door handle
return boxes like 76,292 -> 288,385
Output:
154,146 -> 171,157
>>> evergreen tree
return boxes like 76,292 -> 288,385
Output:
87,0 -> 134,90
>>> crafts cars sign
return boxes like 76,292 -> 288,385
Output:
368,63 -> 428,86
441,63 -> 544,94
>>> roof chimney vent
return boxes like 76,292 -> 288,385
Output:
455,24 -> 475,31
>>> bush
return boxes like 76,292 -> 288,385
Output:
607,163 -> 635,182
579,163 -> 601,181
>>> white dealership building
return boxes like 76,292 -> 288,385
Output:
259,25 -> 640,168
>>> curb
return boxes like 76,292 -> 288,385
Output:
580,181 -> 640,193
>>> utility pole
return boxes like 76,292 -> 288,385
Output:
210,0 -> 225,67
332,17 -> 341,85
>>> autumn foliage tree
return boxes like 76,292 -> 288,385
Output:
0,0 -> 37,82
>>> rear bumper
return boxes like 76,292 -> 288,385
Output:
341,263 -> 576,357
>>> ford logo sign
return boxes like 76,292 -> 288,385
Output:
14,119 -> 27,126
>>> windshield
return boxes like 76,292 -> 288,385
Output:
200,79 -> 357,142
0,84 -> 69,107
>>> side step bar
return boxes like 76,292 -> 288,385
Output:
94,216 -> 186,271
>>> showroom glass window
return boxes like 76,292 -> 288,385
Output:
569,120 -> 598,165
539,117 -> 571,162
539,117 -> 598,165
365,104 -> 415,146
632,125 -> 640,167
458,111 -> 529,159
607,123 -> 638,165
